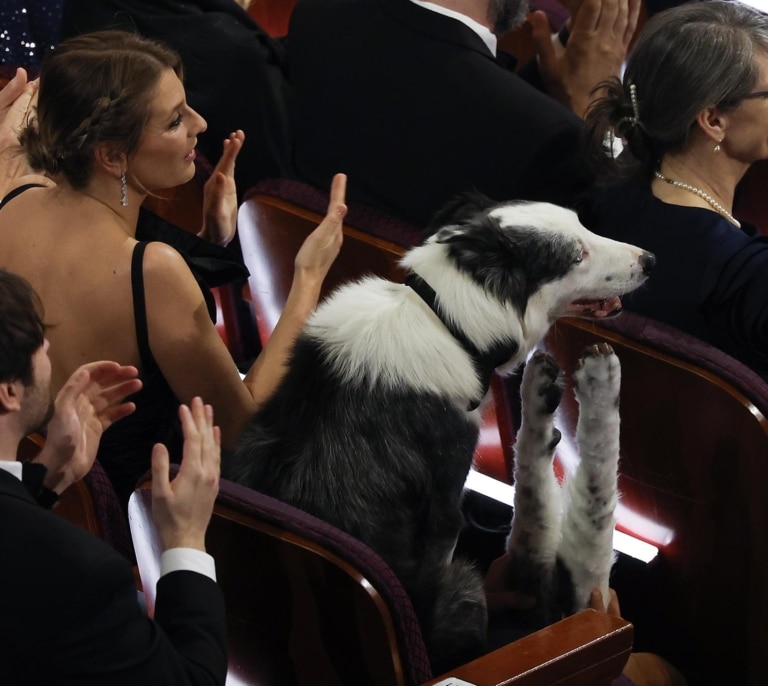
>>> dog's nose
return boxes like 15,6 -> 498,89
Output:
639,251 -> 655,275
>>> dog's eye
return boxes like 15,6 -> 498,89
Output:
574,251 -> 584,264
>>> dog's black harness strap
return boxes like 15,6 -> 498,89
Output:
405,274 -> 517,411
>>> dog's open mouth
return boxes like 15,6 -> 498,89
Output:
567,296 -> 623,319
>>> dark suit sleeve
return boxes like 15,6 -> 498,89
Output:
52,565 -> 227,686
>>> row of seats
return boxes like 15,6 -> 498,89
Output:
230,180 -> 768,685
129,466 -> 633,686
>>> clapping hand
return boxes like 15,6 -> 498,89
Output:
293,172 -> 347,287
151,398 -> 221,552
34,362 -> 142,494
200,129 -> 245,246
530,0 -> 641,118
0,67 -> 55,196
483,552 -> 537,614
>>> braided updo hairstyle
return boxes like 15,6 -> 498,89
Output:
583,0 -> 768,181
20,31 -> 183,189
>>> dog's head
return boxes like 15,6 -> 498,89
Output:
402,193 -> 654,360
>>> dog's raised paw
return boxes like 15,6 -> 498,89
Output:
522,351 -> 564,416
573,342 -> 620,408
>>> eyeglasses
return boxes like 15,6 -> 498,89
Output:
719,90 -> 768,107
740,90 -> 768,101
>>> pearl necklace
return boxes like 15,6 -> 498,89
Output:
654,171 -> 740,228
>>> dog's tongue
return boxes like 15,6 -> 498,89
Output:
568,296 -> 623,319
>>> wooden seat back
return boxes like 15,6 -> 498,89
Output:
541,315 -> 768,686
238,190 -> 409,340
129,476 -> 633,686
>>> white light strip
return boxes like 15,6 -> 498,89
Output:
464,470 -> 659,563
612,529 -> 659,564
738,1 -> 768,12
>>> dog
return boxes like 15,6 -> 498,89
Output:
224,194 -> 654,672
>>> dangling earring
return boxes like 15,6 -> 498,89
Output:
120,170 -> 128,207
714,140 -> 722,153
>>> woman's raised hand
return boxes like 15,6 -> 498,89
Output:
293,172 -> 348,286
200,129 -> 245,246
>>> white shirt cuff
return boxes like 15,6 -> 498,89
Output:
160,548 -> 217,582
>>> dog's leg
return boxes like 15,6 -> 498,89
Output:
504,352 -> 564,613
558,343 -> 621,612
418,559 -> 488,674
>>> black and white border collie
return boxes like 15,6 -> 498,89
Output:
225,195 -> 654,672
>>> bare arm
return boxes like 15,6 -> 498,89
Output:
529,0 -> 641,118
146,174 -> 346,449
143,242 -> 257,450
243,172 -> 347,406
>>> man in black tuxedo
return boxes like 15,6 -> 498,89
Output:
288,0 -> 640,228
0,269 -> 228,685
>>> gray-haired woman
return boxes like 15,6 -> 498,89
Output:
582,0 -> 768,379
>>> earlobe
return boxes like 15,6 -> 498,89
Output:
696,107 -> 727,145
94,143 -> 126,178
0,381 -> 22,413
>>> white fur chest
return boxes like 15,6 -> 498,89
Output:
307,278 -> 483,409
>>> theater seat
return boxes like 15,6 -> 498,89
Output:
129,473 -> 633,686
540,312 -> 768,686
237,178 -> 508,482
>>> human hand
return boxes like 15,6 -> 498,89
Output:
151,398 -> 221,552
530,0 -> 640,118
0,68 -> 55,197
34,362 -> 142,494
588,585 -> 622,616
293,172 -> 347,288
200,130 -> 244,246
483,553 -> 537,614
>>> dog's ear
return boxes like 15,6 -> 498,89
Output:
433,224 -> 466,244
424,190 -> 498,239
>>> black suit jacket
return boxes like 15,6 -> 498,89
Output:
288,0 -> 593,228
60,0 -> 293,193
0,469 -> 227,685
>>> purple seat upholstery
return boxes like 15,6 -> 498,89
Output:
596,309 -> 768,414
83,460 -> 133,559
245,177 -> 423,248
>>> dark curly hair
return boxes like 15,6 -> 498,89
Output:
19,30 -> 183,189
0,270 -> 46,386
583,0 -> 768,181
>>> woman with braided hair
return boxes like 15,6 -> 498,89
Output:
0,30 -> 347,510
582,0 -> 768,379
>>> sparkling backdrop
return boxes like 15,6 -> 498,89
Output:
0,2 -> 62,71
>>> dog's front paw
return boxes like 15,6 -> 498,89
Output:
573,343 -> 621,410
522,351 -> 563,418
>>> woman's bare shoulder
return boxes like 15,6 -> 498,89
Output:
140,240 -> 209,314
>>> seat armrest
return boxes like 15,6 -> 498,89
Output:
424,610 -> 633,686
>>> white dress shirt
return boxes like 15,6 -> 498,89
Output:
410,0 -> 498,55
